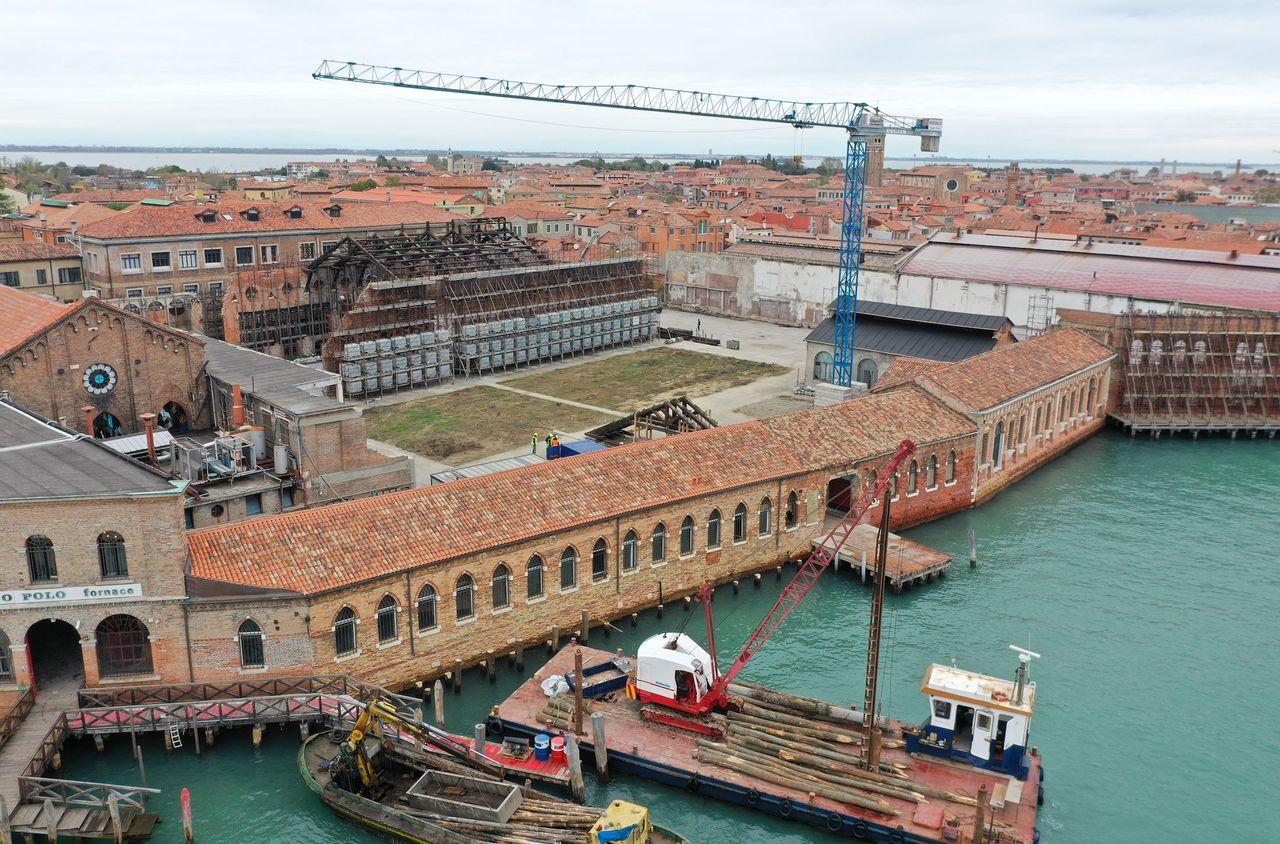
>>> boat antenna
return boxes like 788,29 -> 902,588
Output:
1009,644 -> 1041,705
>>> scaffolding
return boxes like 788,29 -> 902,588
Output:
1116,309 -> 1280,436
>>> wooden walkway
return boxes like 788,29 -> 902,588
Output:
815,523 -> 952,592
0,686 -> 76,811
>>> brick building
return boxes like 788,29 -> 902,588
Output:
0,400 -> 190,694
0,241 -> 85,300
0,285 -> 209,438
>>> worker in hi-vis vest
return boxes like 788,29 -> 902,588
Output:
532,432 -> 539,454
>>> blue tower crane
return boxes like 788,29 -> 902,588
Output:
312,61 -> 943,387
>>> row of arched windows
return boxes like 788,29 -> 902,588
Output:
986,373 -> 1103,468
859,452 -> 956,502
22,533 -> 129,583
323,494 -> 801,659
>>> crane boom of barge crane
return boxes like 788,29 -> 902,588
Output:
628,439 -> 916,734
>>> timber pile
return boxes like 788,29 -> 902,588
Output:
403,794 -> 605,843
536,694 -> 588,732
693,684 -> 982,817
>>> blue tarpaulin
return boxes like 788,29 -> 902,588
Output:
595,825 -> 638,843
548,439 -> 608,460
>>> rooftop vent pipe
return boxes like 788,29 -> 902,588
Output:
231,385 -> 245,428
82,405 -> 95,435
140,412 -> 158,465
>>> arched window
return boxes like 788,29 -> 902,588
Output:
237,619 -> 264,668
813,351 -> 834,382
622,531 -> 639,572
492,564 -> 511,610
758,497 -> 772,536
926,455 -> 938,489
1087,377 -> 1096,411
1017,414 -> 1026,444
526,557 -> 544,600
707,509 -> 722,548
866,470 -> 878,502
733,504 -> 748,542
96,615 -> 153,677
679,516 -> 695,555
416,585 -> 438,630
905,460 -> 917,494
455,574 -> 475,620
946,450 -> 956,484
26,535 -> 57,583
785,492 -> 798,529
560,547 -> 578,590
591,539 -> 609,582
992,421 -> 1005,469
1033,405 -> 1042,434
333,607 -> 357,656
0,630 -> 14,681
97,532 -> 127,578
856,358 -> 878,387
651,523 -> 667,562
376,595 -> 398,642
890,472 -> 900,499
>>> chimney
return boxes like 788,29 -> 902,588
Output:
231,384 -> 245,427
140,412 -> 158,465
83,405 -> 96,435
71,221 -> 78,236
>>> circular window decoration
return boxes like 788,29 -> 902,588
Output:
83,363 -> 118,396
245,286 -> 258,300
945,178 -> 959,192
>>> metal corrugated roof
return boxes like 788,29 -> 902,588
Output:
806,316 -> 999,361
822,300 -> 1010,331
900,234 -> 1280,311
203,340 -> 342,416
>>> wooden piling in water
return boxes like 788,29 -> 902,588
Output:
433,679 -> 445,728
137,746 -> 147,788
564,736 -> 586,803
181,787 -> 195,843
968,529 -> 977,567
656,603 -> 664,619
94,735 -> 105,752
580,611 -> 590,644
590,711 -> 609,782
974,783 -> 990,842
453,659 -> 463,692
732,579 -> 740,595
0,794 -> 11,844
514,640 -> 525,671
549,626 -> 560,653
573,649 -> 585,736
474,723 -> 488,761
630,612 -> 638,627
251,724 -> 264,749
107,793 -> 122,844
753,572 -> 761,587
486,650 -> 496,681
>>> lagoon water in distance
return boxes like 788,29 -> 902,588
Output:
61,431 -> 1280,842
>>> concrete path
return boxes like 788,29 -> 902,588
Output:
488,383 -> 623,416
0,685 -> 76,810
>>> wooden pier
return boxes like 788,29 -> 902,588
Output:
815,524 -> 952,592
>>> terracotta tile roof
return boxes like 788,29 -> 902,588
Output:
76,199 -> 458,241
50,189 -> 170,204
871,356 -> 949,393
16,202 -> 118,230
918,329 -> 1114,411
186,387 -> 973,595
0,286 -> 73,355
0,241 -> 80,262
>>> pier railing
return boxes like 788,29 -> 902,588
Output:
77,674 -> 367,708
68,691 -> 376,735
0,686 -> 36,752
17,776 -> 159,811
18,712 -> 70,799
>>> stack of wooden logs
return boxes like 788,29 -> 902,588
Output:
536,694 -> 585,733
694,682 -> 980,817
404,795 -> 605,843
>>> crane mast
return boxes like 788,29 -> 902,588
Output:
312,61 -> 943,386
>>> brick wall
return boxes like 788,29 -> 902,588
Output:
0,302 -> 209,436
184,598 -> 315,682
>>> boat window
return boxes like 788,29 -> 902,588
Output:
977,713 -> 993,732
932,699 -> 951,719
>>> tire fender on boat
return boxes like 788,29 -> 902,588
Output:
852,819 -> 870,839
745,788 -> 759,806
826,812 -> 843,832
778,796 -> 793,817
890,825 -> 907,844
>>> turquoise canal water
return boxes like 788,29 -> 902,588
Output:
59,431 -> 1280,843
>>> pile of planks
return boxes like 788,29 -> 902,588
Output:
695,683 -> 980,817
535,694 -> 586,733
404,795 -> 605,843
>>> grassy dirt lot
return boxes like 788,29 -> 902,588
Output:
363,385 -> 614,465
501,348 -> 788,412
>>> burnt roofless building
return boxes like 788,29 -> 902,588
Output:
296,218 -> 657,397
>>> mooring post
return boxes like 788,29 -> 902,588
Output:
573,649 -> 585,735
630,613 -> 638,627
590,711 -> 609,782
549,625 -> 560,654
299,721 -> 310,741
564,735 -> 586,803
973,783 -> 990,843
656,603 -> 664,619
252,723 -> 264,749
485,650 -> 496,682
107,793 -> 122,844
137,746 -> 147,788
204,728 -> 213,747
514,640 -> 525,671
753,572 -> 761,587
968,529 -> 977,568
776,564 -> 783,581
453,659 -> 463,693
474,723 -> 488,762
193,723 -> 201,756
433,679 -> 445,728
0,794 -> 11,844
131,729 -> 138,761
580,611 -> 590,644
181,787 -> 195,843
732,579 -> 740,595
43,798 -> 57,844
94,735 -> 105,752
683,595 -> 691,611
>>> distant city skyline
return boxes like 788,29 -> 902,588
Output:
6,1 -> 1278,162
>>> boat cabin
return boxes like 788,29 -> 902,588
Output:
905,659 -> 1036,779
633,632 -> 714,711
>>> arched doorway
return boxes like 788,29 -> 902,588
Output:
159,401 -> 189,434
96,615 -> 154,679
93,411 -> 123,439
826,476 -> 852,516
26,619 -> 85,696
856,358 -> 879,388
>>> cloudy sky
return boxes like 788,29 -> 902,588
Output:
5,0 -> 1278,163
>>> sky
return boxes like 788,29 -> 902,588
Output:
4,0 -> 1279,163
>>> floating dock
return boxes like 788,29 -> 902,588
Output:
496,645 -> 1040,843
816,524 -> 952,592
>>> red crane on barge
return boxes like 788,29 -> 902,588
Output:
629,439 -> 916,736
